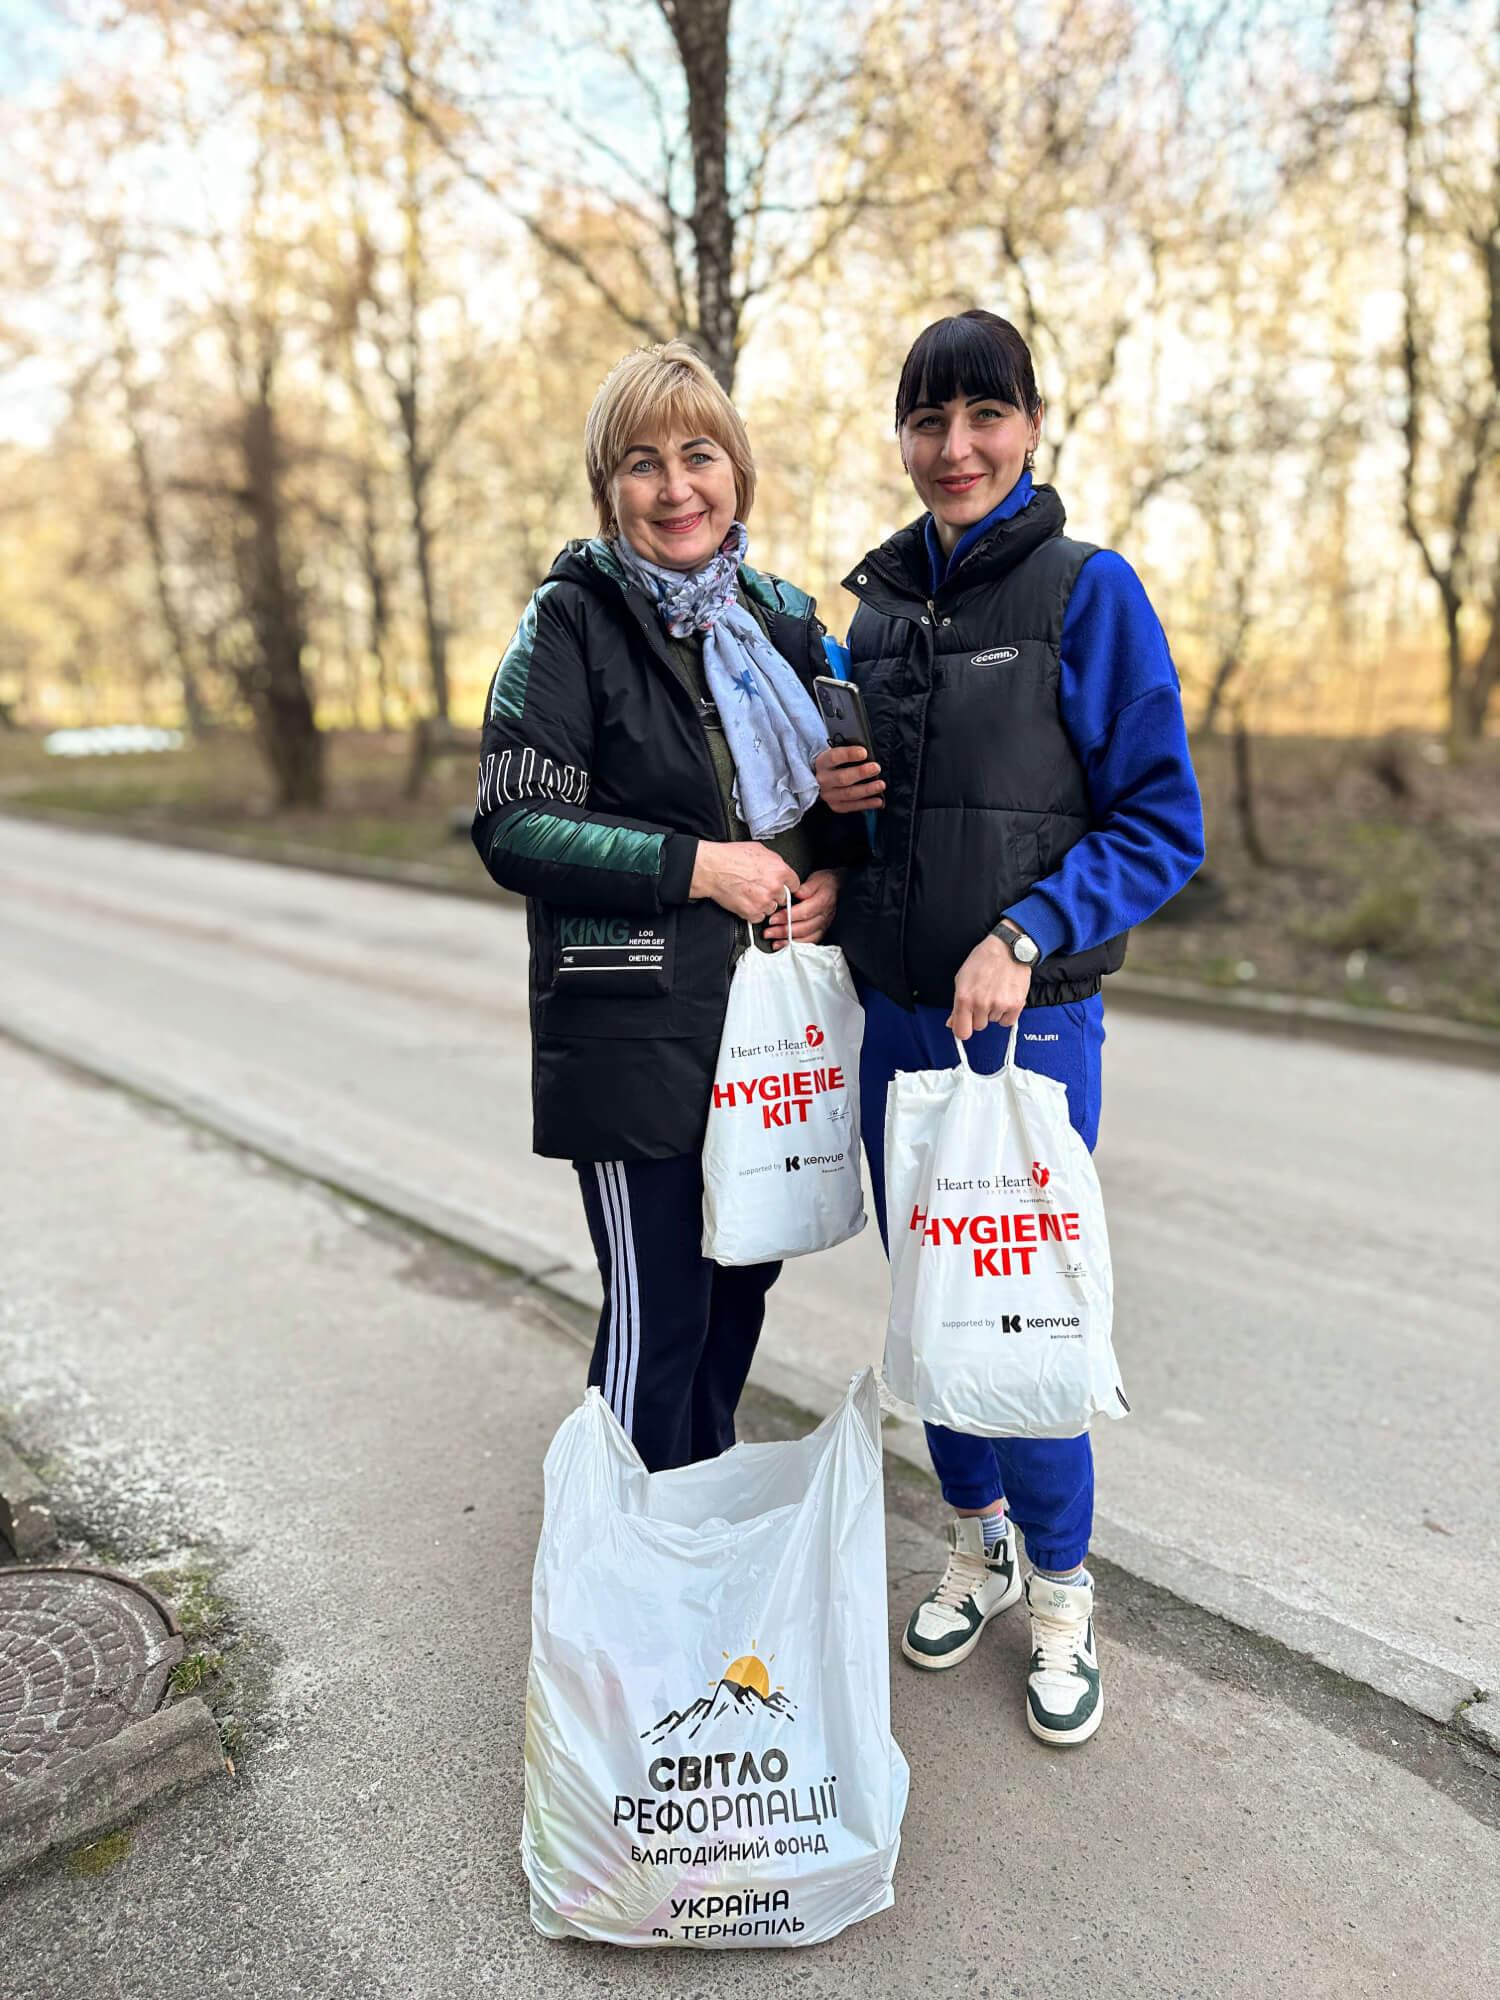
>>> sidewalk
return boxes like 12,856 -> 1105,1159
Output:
3,1039 -> 1496,1998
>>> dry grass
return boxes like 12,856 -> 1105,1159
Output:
1128,733 -> 1500,1026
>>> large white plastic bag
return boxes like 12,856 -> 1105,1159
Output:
701,913 -> 866,1265
523,1369 -> 909,1949
883,1029 -> 1126,1439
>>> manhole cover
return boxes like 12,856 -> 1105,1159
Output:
0,1566 -> 183,1788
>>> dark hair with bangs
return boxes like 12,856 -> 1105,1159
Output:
894,310 -> 1040,432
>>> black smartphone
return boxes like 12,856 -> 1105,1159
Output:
813,675 -> 873,751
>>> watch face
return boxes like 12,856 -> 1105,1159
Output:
1013,934 -> 1039,964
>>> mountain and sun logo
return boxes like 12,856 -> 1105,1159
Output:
640,1643 -> 798,1745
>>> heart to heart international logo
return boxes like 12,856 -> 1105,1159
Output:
804,1023 -> 825,1047
1031,1161 -> 1050,1187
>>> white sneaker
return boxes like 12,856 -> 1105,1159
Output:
1024,1570 -> 1104,1746
901,1515 -> 1022,1670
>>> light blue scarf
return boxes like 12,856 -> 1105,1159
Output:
613,522 -> 826,839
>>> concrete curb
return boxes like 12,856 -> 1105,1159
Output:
1457,1695 -> 1500,1756
5,804 -> 1497,1069
0,1436 -> 58,1559
3,1007 -> 1492,1758
1106,970 -> 1500,1069
0,1698 -> 226,1881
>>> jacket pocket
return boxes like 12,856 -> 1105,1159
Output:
547,909 -> 675,998
533,906 -> 680,1040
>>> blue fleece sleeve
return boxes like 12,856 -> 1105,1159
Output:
1003,551 -> 1205,960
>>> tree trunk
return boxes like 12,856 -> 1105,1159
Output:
126,415 -> 213,739
1467,588 -> 1500,741
1444,597 -> 1469,758
236,373 -> 323,808
1200,649 -> 1241,736
358,468 -> 395,732
103,258 -> 213,737
392,102 -> 451,722
658,0 -> 738,388
398,398 -> 450,720
1231,708 -> 1272,869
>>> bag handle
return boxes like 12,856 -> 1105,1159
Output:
952,1023 -> 1020,1072
745,884 -> 797,956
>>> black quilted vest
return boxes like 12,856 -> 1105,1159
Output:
836,485 -> 1128,1010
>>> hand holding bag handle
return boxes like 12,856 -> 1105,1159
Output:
745,885 -> 799,956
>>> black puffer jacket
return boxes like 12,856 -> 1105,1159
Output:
836,485 -> 1127,1009
472,537 -> 850,1162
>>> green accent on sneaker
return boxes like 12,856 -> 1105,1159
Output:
901,1528 -> 1021,1670
1026,1616 -> 1103,1739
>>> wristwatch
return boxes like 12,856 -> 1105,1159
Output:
996,919 -> 1040,966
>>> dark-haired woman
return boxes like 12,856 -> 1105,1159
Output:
818,310 -> 1205,1747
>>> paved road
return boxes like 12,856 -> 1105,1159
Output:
2,816 -> 1496,1726
2,1041 -> 1496,1997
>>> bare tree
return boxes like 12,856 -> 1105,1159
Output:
1397,0 -> 1500,748
656,1 -> 736,384
173,110 -> 326,806
331,14 -> 487,721
212,312 -> 323,806
97,234 -> 215,738
324,0 -> 922,392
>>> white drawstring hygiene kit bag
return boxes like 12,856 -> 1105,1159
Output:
523,1368 -> 910,1948
882,1027 -> 1128,1439
701,893 -> 866,1265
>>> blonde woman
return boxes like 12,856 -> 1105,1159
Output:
473,342 -> 852,1472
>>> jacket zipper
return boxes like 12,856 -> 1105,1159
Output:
894,603 -> 940,1004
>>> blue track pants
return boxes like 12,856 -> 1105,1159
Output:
857,977 -> 1103,1573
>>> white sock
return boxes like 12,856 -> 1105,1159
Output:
979,1509 -> 1010,1553
1034,1564 -> 1087,1588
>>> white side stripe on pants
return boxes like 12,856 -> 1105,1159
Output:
613,1164 -> 641,1435
595,1161 -> 641,1436
594,1162 -> 623,1418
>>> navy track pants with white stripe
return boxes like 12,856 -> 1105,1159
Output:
575,1153 -> 781,1473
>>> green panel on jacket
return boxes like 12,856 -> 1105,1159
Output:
490,580 -> 560,723
490,809 -> 663,876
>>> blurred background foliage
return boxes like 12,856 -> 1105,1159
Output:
0,0 -> 1495,1019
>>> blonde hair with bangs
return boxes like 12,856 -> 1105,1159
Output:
585,341 -> 756,535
